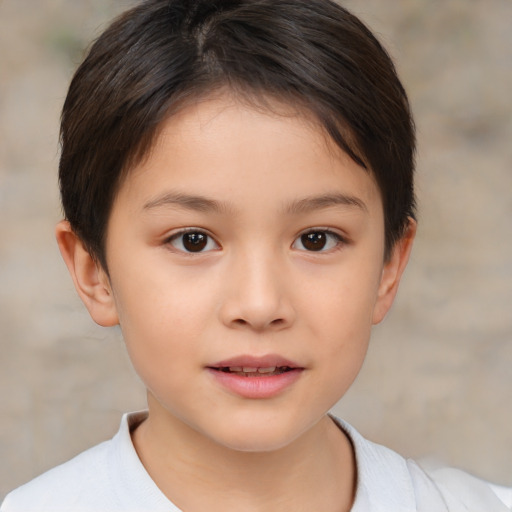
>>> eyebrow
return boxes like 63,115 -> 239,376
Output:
143,191 -> 367,215
143,191 -> 231,213
285,193 -> 368,215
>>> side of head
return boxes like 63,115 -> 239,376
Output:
59,0 -> 416,271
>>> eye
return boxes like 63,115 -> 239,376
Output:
292,230 -> 345,252
167,230 -> 219,253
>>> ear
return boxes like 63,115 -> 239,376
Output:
56,220 -> 119,327
372,218 -> 416,325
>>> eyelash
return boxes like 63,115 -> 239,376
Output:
165,228 -> 220,254
291,229 -> 347,253
164,228 -> 347,254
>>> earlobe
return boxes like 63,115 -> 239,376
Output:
372,218 -> 416,325
55,221 -> 119,327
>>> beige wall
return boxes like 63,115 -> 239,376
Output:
1,0 -> 511,499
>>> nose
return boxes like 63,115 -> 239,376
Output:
219,250 -> 295,332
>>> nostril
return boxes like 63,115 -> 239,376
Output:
231,317 -> 286,329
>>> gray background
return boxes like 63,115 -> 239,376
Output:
1,0 -> 511,500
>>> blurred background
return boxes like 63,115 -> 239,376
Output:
0,0 -> 511,500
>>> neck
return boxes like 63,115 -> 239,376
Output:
132,398 -> 356,512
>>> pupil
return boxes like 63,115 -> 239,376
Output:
183,232 -> 207,252
301,232 -> 326,251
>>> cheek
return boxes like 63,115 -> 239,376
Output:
109,263 -> 217,377
116,286 -> 205,407
113,252 -> 217,323
296,259 -> 382,394
300,262 -> 382,336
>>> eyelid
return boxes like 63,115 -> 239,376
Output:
164,226 -> 212,237
300,227 -> 348,239
292,227 -> 349,252
164,227 -> 220,253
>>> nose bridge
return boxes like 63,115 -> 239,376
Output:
220,244 -> 294,331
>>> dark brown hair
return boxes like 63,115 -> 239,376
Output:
59,0 -> 416,268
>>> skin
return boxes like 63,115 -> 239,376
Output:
56,94 -> 415,512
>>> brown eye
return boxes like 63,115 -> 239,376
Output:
301,232 -> 327,251
293,230 -> 344,252
169,230 -> 219,253
183,232 -> 207,252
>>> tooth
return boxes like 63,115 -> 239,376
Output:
242,367 -> 258,373
229,367 -> 243,372
257,367 -> 276,373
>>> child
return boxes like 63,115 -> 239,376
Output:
2,0 -> 510,510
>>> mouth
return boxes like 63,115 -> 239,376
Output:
210,366 -> 297,377
206,355 -> 304,398
207,354 -> 303,376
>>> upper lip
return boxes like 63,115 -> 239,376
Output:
208,354 -> 302,369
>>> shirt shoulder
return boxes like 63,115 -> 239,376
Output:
332,416 -> 512,512
1,438 -> 114,512
416,462 -> 512,511
1,412 -> 178,512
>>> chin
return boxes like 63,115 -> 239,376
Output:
203,414 -> 311,453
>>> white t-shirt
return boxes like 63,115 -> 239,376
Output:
2,412 -> 511,511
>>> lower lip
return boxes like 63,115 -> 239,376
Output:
207,368 -> 303,399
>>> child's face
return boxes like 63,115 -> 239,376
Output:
98,95 -> 409,451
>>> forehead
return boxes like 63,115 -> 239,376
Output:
116,94 -> 382,217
